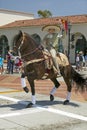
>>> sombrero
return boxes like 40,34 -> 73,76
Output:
79,51 -> 83,54
9,50 -> 13,52
42,25 -> 60,32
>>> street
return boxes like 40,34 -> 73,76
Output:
0,89 -> 87,130
0,66 -> 87,130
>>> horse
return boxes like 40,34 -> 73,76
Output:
13,31 -> 87,107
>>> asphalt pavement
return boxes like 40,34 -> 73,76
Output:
0,89 -> 87,130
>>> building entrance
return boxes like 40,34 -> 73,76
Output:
75,34 -> 87,55
0,35 -> 9,59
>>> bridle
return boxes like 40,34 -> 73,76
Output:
14,37 -> 24,58
14,37 -> 43,59
14,34 -> 52,67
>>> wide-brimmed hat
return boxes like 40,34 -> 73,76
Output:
9,50 -> 13,52
79,51 -> 83,54
42,25 -> 60,32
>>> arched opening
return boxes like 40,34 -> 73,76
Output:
70,32 -> 87,64
75,34 -> 87,55
31,33 -> 41,45
0,35 -> 9,59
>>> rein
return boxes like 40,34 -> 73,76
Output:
23,58 -> 45,67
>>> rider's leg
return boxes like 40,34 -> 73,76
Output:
50,48 -> 61,75
41,49 -> 50,79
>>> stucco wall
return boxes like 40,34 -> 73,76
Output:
0,10 -> 34,26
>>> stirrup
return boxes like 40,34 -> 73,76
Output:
57,74 -> 61,77
42,73 -> 48,79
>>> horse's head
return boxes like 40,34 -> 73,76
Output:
13,31 -> 39,52
13,30 -> 23,52
13,30 -> 42,59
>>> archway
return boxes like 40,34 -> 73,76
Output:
75,33 -> 87,55
70,32 -> 87,64
0,35 -> 9,59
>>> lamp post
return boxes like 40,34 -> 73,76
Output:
68,22 -> 72,59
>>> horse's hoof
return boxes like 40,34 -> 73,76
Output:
50,94 -> 54,101
26,102 -> 34,108
63,100 -> 69,105
23,87 -> 29,93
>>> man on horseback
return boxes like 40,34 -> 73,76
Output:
42,25 -> 61,76
13,30 -> 87,106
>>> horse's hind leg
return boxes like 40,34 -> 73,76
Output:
50,78 -> 60,101
63,67 -> 72,105
64,79 -> 72,105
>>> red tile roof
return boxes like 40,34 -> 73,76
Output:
0,14 -> 87,29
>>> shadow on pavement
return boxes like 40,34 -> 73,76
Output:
0,100 -> 79,111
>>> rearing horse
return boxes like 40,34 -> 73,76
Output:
13,31 -> 86,107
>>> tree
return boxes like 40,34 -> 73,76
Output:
37,10 -> 52,18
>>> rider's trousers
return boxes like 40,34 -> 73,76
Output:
50,48 -> 60,74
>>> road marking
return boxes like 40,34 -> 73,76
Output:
0,90 -> 22,94
37,107 -> 87,121
0,95 -> 87,121
0,109 -> 43,118
0,95 -> 28,105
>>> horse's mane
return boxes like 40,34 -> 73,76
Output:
13,30 -> 23,44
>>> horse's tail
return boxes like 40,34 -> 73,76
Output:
71,66 -> 87,91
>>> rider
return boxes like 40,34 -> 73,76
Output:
42,25 -> 61,76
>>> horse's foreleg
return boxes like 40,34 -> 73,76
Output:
50,78 -> 60,101
31,85 -> 36,105
21,73 -> 29,93
28,79 -> 36,106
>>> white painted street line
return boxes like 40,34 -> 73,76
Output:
0,95 -> 87,121
37,107 -> 87,122
0,112 -> 20,118
0,95 -> 28,105
0,109 -> 43,118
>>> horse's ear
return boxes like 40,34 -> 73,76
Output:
18,30 -> 23,36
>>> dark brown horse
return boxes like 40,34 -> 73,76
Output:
13,31 -> 87,107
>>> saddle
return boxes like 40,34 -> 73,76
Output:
42,50 -> 69,74
42,50 -> 61,79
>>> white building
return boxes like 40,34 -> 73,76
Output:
0,10 -> 87,64
0,9 -> 34,26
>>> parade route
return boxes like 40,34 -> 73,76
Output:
0,90 -> 87,130
0,0 -> 87,129
0,94 -> 87,121
0,69 -> 87,129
